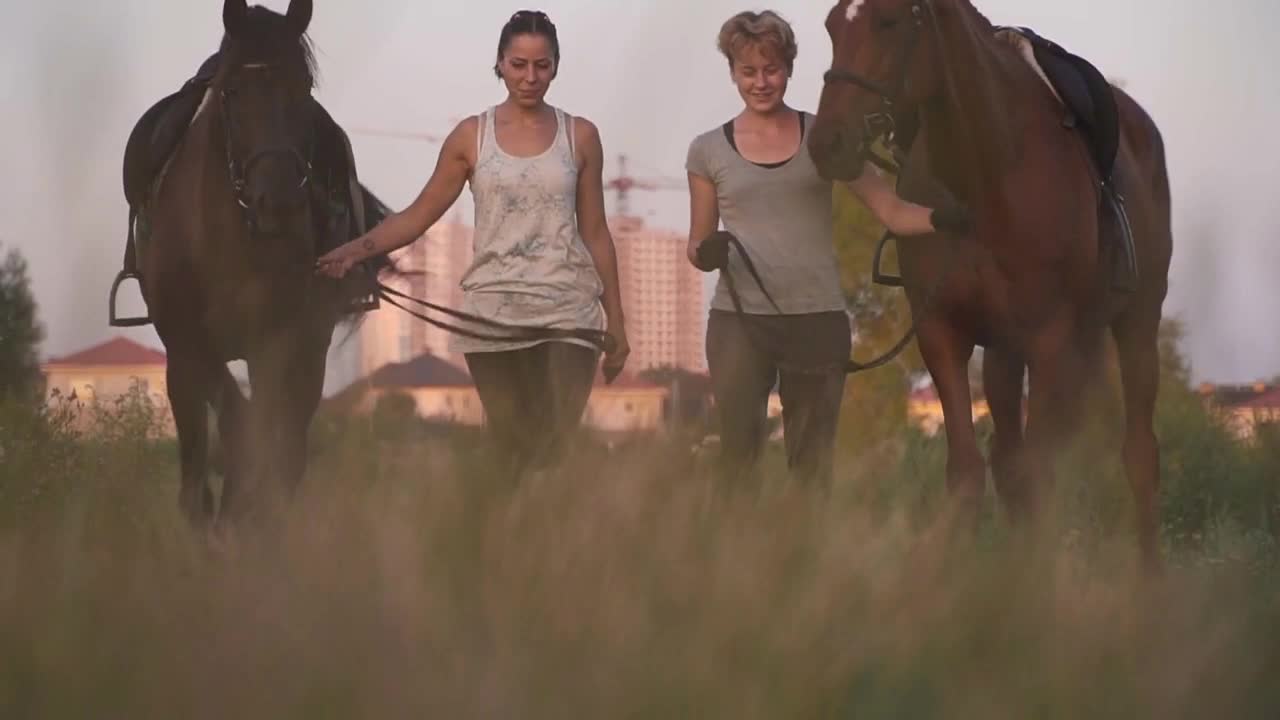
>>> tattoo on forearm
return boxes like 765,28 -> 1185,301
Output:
362,237 -> 375,254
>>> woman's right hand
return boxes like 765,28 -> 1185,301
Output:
692,231 -> 732,272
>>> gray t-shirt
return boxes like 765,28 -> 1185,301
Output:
686,112 -> 846,315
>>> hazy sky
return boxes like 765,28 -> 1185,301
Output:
2,0 -> 1277,392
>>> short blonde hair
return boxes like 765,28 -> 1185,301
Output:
717,10 -> 798,72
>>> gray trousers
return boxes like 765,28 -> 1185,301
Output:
706,310 -> 851,489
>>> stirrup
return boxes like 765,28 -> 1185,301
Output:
872,230 -> 903,287
108,270 -> 151,327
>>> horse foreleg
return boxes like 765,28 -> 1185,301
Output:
1112,308 -> 1163,574
247,333 -> 328,507
278,337 -> 328,498
1022,312 -> 1092,522
212,364 -> 249,527
984,347 -> 1031,519
165,352 -> 215,529
918,323 -> 984,516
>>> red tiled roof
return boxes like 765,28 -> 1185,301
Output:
1230,387 -> 1280,410
342,352 -> 472,391
44,337 -> 166,367
1202,383 -> 1275,407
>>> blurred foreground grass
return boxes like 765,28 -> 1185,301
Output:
1,389 -> 1278,719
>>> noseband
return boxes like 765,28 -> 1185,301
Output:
218,63 -> 313,225
821,0 -> 928,147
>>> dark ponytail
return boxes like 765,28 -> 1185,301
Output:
494,9 -> 560,77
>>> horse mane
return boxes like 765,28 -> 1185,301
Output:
215,5 -> 318,89
927,0 -> 1023,194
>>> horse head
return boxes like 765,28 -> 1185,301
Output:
810,0 -> 1015,189
215,0 -> 318,240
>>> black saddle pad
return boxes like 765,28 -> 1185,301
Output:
122,85 -> 208,208
1000,27 -> 1119,180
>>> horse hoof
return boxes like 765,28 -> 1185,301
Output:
179,485 -> 215,529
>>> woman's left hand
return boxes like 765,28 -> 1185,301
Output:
602,326 -> 630,384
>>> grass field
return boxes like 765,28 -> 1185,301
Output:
1,388 -> 1278,718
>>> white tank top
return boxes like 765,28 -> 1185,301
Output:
450,105 -> 606,354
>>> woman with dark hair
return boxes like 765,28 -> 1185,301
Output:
316,10 -> 629,480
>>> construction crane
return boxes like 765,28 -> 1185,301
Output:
604,154 -> 684,218
350,128 -> 681,219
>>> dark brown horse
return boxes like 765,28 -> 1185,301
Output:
809,0 -> 1172,570
138,0 -> 375,528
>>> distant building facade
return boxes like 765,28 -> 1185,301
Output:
610,215 -> 706,372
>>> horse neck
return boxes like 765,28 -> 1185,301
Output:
919,10 -> 1023,204
182,100 -> 238,210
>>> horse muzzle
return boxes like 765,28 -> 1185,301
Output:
809,126 -> 870,182
246,188 -> 311,237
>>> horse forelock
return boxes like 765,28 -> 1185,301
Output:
216,6 -> 317,89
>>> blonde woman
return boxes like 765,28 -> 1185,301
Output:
686,10 -> 966,487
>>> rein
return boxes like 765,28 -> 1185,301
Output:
718,219 -> 917,375
373,280 -> 615,354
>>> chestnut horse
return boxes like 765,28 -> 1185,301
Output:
809,0 -> 1172,570
139,0 -> 382,529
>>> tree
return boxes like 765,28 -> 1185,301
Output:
0,245 -> 44,401
831,184 -> 923,455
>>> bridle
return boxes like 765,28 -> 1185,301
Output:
218,62 -> 314,229
821,0 -> 929,151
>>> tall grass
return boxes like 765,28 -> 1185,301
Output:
1,385 -> 1277,718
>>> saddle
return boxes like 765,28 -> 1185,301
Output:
995,26 -> 1137,291
111,52 -> 389,326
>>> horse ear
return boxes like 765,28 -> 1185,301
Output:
222,0 -> 248,35
286,0 -> 313,34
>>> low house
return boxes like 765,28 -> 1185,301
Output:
40,336 -> 173,434
328,352 -> 483,425
582,374 -> 668,433
1198,382 -> 1280,440
328,351 -> 671,433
